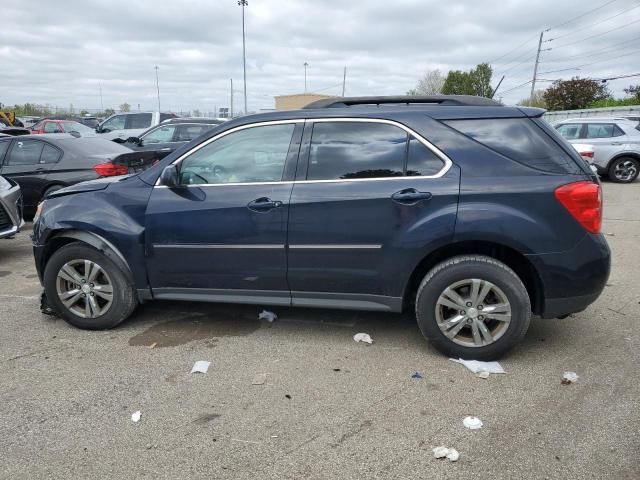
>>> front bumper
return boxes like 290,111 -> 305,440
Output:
526,233 -> 611,319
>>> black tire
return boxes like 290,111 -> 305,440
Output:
43,242 -> 137,330
415,255 -> 531,360
608,157 -> 639,183
42,185 -> 63,200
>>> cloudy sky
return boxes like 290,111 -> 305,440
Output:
1,0 -> 639,114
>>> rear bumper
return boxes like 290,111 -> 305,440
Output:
526,233 -> 610,319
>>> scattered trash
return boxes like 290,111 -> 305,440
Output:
146,444 -> 152,450
411,372 -> 423,379
149,342 -> 157,349
450,358 -> 505,375
270,435 -> 279,438
231,438 -> 260,444
353,332 -> 373,344
561,371 -> 579,385
463,416 -> 483,430
605,232 -> 615,237
191,361 -> 211,374
433,446 -> 460,462
285,394 -> 292,399
333,368 -> 341,372
258,310 -> 278,322
477,371 -> 490,379
252,373 -> 267,385
131,411 -> 141,423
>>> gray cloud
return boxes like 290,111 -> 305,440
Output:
1,0 -> 639,113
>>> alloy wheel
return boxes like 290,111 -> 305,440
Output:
435,278 -> 512,347
613,159 -> 637,182
55,259 -> 114,318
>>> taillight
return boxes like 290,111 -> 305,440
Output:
579,151 -> 594,159
554,181 -> 602,234
94,162 -> 128,177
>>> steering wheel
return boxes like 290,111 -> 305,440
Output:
212,165 -> 228,180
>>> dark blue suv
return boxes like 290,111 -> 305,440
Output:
32,96 -> 610,359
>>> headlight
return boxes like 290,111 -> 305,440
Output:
0,176 -> 11,191
33,201 -> 45,224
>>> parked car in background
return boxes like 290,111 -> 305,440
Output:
0,134 -> 142,215
96,112 -> 178,141
123,118 -> 224,161
0,124 -> 30,136
75,116 -> 101,129
555,118 -> 640,183
32,95 -> 610,360
17,116 -> 41,129
30,119 -> 95,135
0,174 -> 23,239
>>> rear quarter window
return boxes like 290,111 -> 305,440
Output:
444,118 -> 582,174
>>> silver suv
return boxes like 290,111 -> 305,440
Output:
555,118 -> 640,183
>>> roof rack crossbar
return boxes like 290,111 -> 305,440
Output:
303,95 -> 502,109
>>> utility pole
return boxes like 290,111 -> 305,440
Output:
342,66 -> 347,97
304,62 -> 309,92
530,31 -> 544,104
154,66 -> 161,112
230,78 -> 234,118
238,0 -> 248,115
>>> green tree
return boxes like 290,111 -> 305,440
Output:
103,108 -> 116,117
623,84 -> 640,103
441,63 -> 493,97
543,78 -> 610,111
119,102 -> 131,112
406,88 -> 418,96
518,90 -> 546,108
192,109 -> 202,117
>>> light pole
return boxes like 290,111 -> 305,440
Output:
154,66 -> 161,112
304,62 -> 309,92
238,0 -> 248,114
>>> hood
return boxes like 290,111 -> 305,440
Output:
46,175 -> 134,199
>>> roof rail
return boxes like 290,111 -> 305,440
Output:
303,95 -> 502,109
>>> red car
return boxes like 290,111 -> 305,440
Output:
29,119 -> 94,135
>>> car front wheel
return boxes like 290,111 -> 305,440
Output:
43,242 -> 137,330
608,157 -> 639,183
415,255 -> 531,360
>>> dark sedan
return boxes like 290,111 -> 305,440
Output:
0,134 -> 139,215
123,118 -> 224,160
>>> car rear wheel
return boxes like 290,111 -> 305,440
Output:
43,242 -> 137,330
608,157 -> 639,183
415,255 -> 531,360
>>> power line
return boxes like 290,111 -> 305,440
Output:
494,52 -> 539,78
487,34 -> 540,64
545,3 -> 640,42
546,0 -> 619,31
542,35 -> 640,62
550,17 -> 640,50
538,47 -> 640,74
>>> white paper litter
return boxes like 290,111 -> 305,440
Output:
252,373 -> 267,385
463,416 -> 483,430
191,361 -> 211,374
433,446 -> 459,462
450,358 -> 505,375
353,333 -> 373,344
477,371 -> 490,379
131,411 -> 141,423
561,371 -> 579,384
258,310 -> 278,322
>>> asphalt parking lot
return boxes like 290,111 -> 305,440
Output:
1,182 -> 639,480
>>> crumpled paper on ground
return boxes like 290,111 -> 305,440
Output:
433,446 -> 460,462
353,333 -> 373,344
450,358 -> 505,375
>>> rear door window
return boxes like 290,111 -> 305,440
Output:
0,140 -> 10,165
128,113 -> 153,129
143,125 -> 177,143
585,123 -> 624,139
7,139 -> 44,165
556,123 -> 583,140
176,124 -> 211,141
407,138 -> 445,176
307,122 -> 406,180
444,118 -> 581,174
40,144 -> 62,163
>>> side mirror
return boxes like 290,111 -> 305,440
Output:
126,136 -> 141,144
159,164 -> 179,187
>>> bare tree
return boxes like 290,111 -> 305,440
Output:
415,69 -> 445,95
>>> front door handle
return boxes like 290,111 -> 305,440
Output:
391,188 -> 432,205
247,197 -> 283,212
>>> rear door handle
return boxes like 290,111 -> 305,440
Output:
247,197 -> 283,212
391,188 -> 432,204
